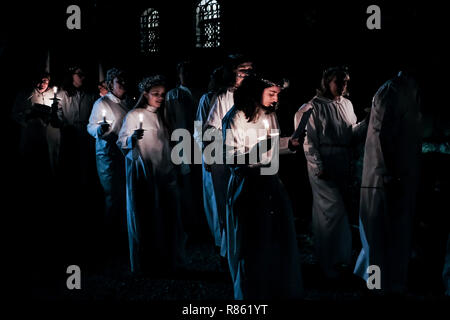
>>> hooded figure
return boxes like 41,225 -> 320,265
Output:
354,71 -> 422,293
295,66 -> 367,278
117,75 -> 186,274
222,74 -> 303,300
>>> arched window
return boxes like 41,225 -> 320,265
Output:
195,0 -> 222,48
140,8 -> 160,53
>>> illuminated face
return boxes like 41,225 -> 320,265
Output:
37,77 -> 50,92
112,77 -> 126,99
72,68 -> 85,88
261,86 -> 281,108
144,85 -> 166,108
329,75 -> 349,98
234,62 -> 253,88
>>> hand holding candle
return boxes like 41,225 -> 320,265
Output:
50,86 -> 59,104
98,109 -> 111,136
132,113 -> 145,141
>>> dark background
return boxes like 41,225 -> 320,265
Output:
4,0 -> 449,144
3,0 -> 448,306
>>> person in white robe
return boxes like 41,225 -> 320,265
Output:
117,75 -> 186,274
295,66 -> 367,278
354,71 -> 422,293
204,55 -> 253,256
165,61 -> 202,238
87,68 -> 130,255
12,72 -> 60,177
193,66 -> 224,249
58,66 -> 98,192
223,74 -> 303,300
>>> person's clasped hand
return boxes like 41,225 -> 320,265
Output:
132,128 -> 144,140
98,123 -> 111,136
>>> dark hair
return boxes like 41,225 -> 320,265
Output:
176,60 -> 190,74
62,65 -> 86,96
318,66 -> 350,98
137,74 -> 167,93
134,74 -> 167,109
106,67 -> 126,91
219,53 -> 254,94
34,71 -> 51,84
234,73 -> 288,122
207,66 -> 225,93
176,60 -> 195,86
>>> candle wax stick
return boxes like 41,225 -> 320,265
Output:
139,113 -> 143,129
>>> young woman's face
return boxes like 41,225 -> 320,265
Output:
145,85 -> 166,108
261,86 -> 281,107
329,75 -> 349,98
37,77 -> 50,92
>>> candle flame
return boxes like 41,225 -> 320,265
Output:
263,119 -> 269,129
139,113 -> 144,122
102,109 -> 106,117
53,86 -> 57,94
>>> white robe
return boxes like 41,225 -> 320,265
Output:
165,85 -> 196,134
295,95 -> 367,278
223,106 -> 303,300
87,92 -> 129,223
12,88 -> 61,176
194,92 -> 221,247
165,85 -> 198,233
204,88 -> 235,256
57,88 -> 98,186
59,89 -> 97,129
354,72 -> 422,292
117,105 -> 186,273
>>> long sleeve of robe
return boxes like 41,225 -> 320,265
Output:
194,92 -> 222,248
117,106 -> 186,273
297,95 -> 365,278
201,89 -> 235,257
222,105 -> 303,300
354,72 -> 422,293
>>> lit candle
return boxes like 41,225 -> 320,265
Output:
263,119 -> 270,137
102,109 -> 106,123
139,113 -> 143,129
